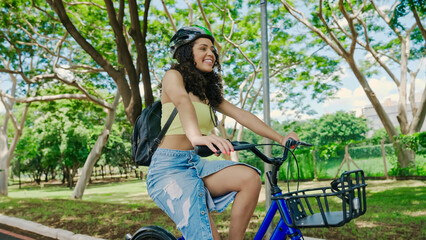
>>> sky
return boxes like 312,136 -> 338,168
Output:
226,65 -> 426,127
300,67 -> 426,119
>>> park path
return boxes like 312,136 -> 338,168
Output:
0,215 -> 103,240
0,223 -> 51,240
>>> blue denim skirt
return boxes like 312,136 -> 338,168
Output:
146,148 -> 260,240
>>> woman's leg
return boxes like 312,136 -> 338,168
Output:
203,165 -> 261,240
209,212 -> 221,240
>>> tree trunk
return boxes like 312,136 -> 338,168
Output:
394,142 -> 416,168
71,92 -> 120,199
0,127 -> 9,196
62,167 -> 66,184
342,60 -> 419,167
65,166 -> 72,188
0,105 -> 28,196
381,138 -> 389,179
312,148 -> 318,181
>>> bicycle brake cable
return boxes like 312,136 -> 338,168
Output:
284,143 -> 301,193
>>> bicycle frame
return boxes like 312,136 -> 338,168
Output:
254,193 -> 302,240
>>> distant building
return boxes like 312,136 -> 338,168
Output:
362,98 -> 425,137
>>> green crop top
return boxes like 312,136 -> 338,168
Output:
161,102 -> 215,135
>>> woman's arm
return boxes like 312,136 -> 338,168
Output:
216,100 -> 299,145
162,70 -> 234,154
162,70 -> 202,139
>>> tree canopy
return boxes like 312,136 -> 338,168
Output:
2,0 -> 423,197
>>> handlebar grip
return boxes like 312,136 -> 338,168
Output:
194,145 -> 217,157
281,138 -> 313,162
194,142 -> 255,157
286,138 -> 313,147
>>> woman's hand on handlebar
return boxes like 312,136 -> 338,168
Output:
280,132 -> 300,147
190,135 -> 234,156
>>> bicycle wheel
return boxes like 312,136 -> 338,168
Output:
130,225 -> 177,240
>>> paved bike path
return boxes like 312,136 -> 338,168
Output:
0,214 -> 104,240
0,223 -> 53,240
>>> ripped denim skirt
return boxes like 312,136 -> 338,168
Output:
146,148 -> 260,240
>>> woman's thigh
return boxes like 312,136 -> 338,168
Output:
202,165 -> 261,197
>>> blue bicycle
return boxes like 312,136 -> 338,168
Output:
126,139 -> 367,240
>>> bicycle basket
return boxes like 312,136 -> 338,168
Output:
273,169 -> 367,228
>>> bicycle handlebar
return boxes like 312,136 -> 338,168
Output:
194,138 -> 312,165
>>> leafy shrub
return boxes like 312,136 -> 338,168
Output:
399,132 -> 426,157
388,154 -> 426,176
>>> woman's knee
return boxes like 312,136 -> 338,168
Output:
203,165 -> 260,195
239,166 -> 261,192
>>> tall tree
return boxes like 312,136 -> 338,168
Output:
316,111 -> 369,145
0,0 -> 120,196
280,0 -> 425,167
45,0 -> 153,125
0,0 -> 55,195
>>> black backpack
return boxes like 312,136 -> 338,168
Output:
131,101 -> 177,166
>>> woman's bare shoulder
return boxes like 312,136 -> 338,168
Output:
163,69 -> 182,81
163,69 -> 185,88
162,69 -> 187,102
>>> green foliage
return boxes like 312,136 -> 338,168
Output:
317,111 -> 369,145
399,131 -> 426,156
370,128 -> 391,145
286,111 -> 369,147
237,111 -> 380,179
319,142 -> 339,160
387,131 -> 426,177
387,132 -> 426,176
388,155 -> 426,176
278,149 -> 315,181
12,95 -> 108,184
390,0 -> 426,31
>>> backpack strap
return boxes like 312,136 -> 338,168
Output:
154,107 -> 178,144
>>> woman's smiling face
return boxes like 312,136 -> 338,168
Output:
192,38 -> 216,72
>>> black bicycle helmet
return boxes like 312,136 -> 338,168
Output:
170,25 -> 215,59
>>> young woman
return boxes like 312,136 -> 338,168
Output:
146,26 -> 299,240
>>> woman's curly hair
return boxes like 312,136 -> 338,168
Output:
169,40 -> 223,108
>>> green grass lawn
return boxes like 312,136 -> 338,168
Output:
8,178 -> 155,205
1,177 -> 425,240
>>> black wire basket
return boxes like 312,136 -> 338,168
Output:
273,169 -> 367,228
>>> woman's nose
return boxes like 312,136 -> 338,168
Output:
207,49 -> 215,59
